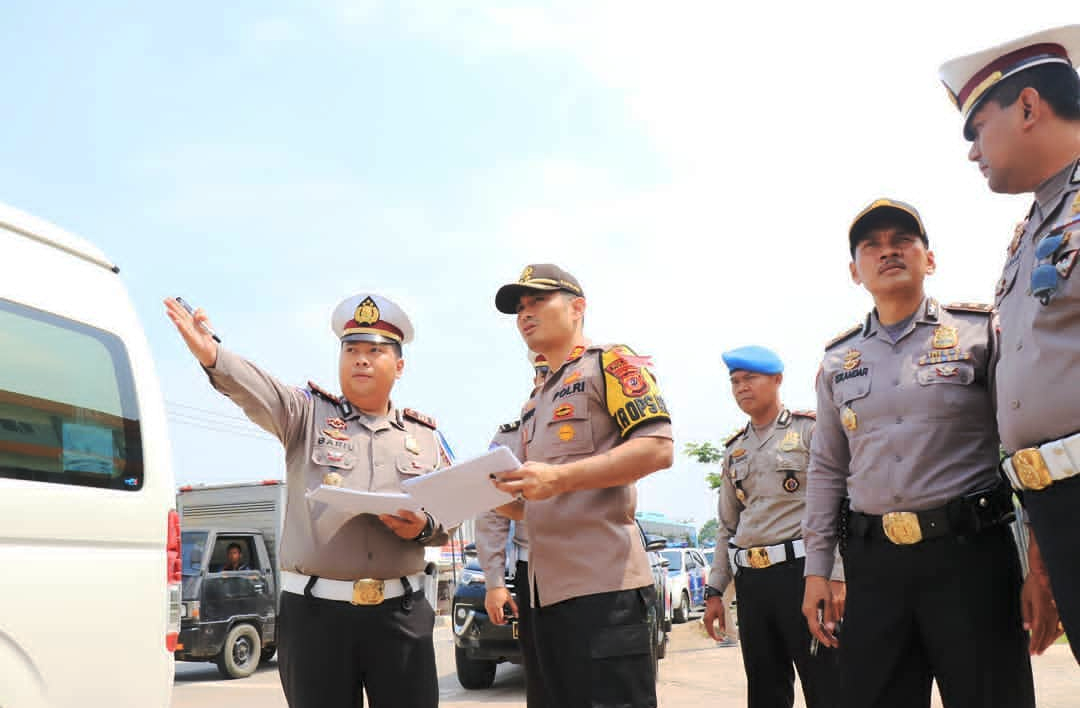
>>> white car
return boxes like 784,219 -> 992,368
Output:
660,547 -> 709,623
0,203 -> 178,707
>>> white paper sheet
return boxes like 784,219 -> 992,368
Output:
401,446 -> 521,528
305,486 -> 422,517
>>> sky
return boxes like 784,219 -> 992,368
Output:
2,2 -> 1076,528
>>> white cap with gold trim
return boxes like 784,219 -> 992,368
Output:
331,293 -> 414,345
939,25 -> 1080,137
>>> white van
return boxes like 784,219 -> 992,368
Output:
0,203 -> 177,707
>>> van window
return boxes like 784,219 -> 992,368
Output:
0,297 -> 144,490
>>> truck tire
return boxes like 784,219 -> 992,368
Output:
260,645 -> 277,664
216,623 -> 261,679
455,646 -> 496,689
673,591 -> 690,624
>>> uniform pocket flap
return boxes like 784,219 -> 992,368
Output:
916,363 -> 974,385
590,623 -> 651,659
395,455 -> 433,476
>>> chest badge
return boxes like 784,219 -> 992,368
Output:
558,423 -> 575,442
779,431 -> 800,452
323,428 -> 350,441
1071,191 -> 1080,215
323,471 -> 344,487
1009,220 -> 1027,256
326,417 -> 346,430
782,472 -> 800,493
935,365 -> 959,377
404,435 -> 420,455
841,406 -> 858,432
843,350 -> 861,371
564,370 -> 583,385
932,326 -> 959,350
731,448 -> 747,461
553,403 -> 575,420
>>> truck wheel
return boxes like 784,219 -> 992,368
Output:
674,591 -> 690,624
216,623 -> 261,679
455,646 -> 496,689
260,645 -> 277,663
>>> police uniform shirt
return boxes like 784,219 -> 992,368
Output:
804,297 -> 999,578
205,348 -> 449,581
995,158 -> 1080,453
476,420 -> 531,588
708,409 -> 834,591
522,343 -> 673,607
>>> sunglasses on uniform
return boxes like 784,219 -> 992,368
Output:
1030,229 -> 1078,305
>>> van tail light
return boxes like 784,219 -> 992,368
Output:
166,510 -> 182,651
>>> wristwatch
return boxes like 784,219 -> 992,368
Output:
412,512 -> 436,544
703,585 -> 724,600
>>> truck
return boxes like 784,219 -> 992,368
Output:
175,480 -> 286,678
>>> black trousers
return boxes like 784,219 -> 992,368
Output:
277,588 -> 438,708
1024,474 -> 1080,665
840,524 -> 1034,708
533,585 -> 657,708
512,560 -> 549,708
734,557 -> 839,708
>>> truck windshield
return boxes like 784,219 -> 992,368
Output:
182,531 -> 208,576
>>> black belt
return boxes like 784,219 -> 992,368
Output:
846,484 -> 1014,545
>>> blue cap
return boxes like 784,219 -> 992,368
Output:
721,346 -> 784,375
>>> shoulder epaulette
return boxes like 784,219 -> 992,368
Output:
307,380 -> 340,404
723,425 -> 748,447
825,324 -> 861,350
403,408 -> 437,429
944,302 -> 993,315
791,409 -> 817,419
498,419 -> 521,433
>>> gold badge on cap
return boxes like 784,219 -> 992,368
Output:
843,350 -> 861,371
404,435 -> 420,455
519,265 -> 534,283
354,297 -> 381,326
932,326 -> 959,350
842,406 -> 858,432
780,431 -> 800,452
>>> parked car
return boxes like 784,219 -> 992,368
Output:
661,547 -> 709,623
452,520 -> 669,689
0,202 -> 178,707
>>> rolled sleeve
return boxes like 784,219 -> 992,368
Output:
803,365 -> 850,578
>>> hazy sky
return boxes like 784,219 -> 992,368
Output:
2,2 -> 1075,527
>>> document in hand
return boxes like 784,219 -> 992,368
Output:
304,487 -> 422,517
401,446 -> 521,528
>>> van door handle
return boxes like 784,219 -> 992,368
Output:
253,582 -> 265,592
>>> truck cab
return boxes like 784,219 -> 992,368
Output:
177,527 -> 277,678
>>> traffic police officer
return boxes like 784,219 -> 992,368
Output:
702,345 -> 842,708
475,351 -> 550,707
801,200 -> 1036,708
164,293 -> 450,708
490,264 -> 674,708
940,25 -> 1080,662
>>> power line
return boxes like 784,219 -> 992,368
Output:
166,400 -> 253,423
167,413 -> 277,443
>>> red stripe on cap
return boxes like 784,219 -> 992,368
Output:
957,43 -> 1068,109
343,319 -> 404,340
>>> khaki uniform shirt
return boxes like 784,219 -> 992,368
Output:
206,348 -> 449,581
522,343 -> 673,607
475,421 -> 530,588
709,409 -> 842,590
804,297 -> 999,578
995,158 -> 1080,453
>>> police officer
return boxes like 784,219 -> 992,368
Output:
939,25 -> 1080,662
801,200 -> 1036,708
164,293 -> 450,708
475,351 -> 550,707
490,264 -> 674,708
702,345 -> 842,708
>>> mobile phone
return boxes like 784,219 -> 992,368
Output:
175,296 -> 222,343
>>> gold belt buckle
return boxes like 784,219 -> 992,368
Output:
351,578 -> 385,606
882,512 -> 922,545
511,620 -> 520,639
747,547 -> 772,569
1013,448 -> 1053,491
